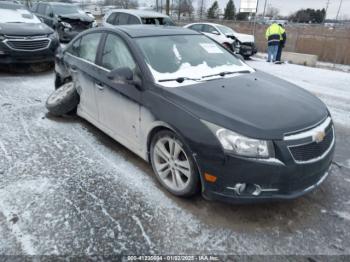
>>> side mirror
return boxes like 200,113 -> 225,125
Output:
211,30 -> 220,35
107,67 -> 134,83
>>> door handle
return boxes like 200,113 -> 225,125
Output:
70,65 -> 77,73
95,83 -> 104,90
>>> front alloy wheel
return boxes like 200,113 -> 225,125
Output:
150,130 -> 199,197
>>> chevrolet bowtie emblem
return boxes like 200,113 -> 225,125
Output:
314,131 -> 326,143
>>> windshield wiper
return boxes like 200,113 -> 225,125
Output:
158,77 -> 201,83
202,70 -> 251,79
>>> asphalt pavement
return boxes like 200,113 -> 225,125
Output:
0,67 -> 349,257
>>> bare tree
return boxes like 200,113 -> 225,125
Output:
104,0 -> 138,8
265,6 -> 280,18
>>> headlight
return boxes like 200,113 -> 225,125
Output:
202,120 -> 273,158
60,21 -> 72,29
48,31 -> 59,39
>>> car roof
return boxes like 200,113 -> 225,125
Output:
108,9 -> 169,18
112,25 -> 201,38
188,22 -> 219,27
44,2 -> 75,6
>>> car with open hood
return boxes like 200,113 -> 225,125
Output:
53,25 -> 334,203
31,2 -> 96,42
184,22 -> 257,59
0,1 -> 59,64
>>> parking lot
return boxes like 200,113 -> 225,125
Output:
0,60 -> 350,256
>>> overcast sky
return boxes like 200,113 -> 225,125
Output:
216,0 -> 350,19
140,0 -> 350,19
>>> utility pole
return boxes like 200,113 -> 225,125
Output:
262,0 -> 268,18
324,0 -> 330,23
166,0 -> 170,15
156,0 -> 159,12
253,0 -> 260,37
335,0 -> 343,21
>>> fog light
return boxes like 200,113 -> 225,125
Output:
204,173 -> 217,183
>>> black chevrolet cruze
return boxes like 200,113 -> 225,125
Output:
53,25 -> 335,203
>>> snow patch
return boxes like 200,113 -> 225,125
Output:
335,211 -> 350,221
0,178 -> 51,255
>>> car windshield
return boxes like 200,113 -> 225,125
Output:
0,7 -> 41,23
217,25 -> 235,35
141,17 -> 175,26
135,34 -> 253,87
52,5 -> 83,15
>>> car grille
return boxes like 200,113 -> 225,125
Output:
4,38 -> 50,51
288,121 -> 334,163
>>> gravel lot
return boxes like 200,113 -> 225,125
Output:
0,60 -> 349,256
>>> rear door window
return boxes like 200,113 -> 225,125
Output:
116,13 -> 129,25
106,12 -> 116,24
202,24 -> 217,34
128,15 -> 140,24
189,24 -> 203,32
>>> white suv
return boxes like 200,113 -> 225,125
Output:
103,9 -> 175,27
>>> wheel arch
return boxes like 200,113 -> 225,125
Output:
146,121 -> 205,193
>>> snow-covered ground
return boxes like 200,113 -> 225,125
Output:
0,61 -> 350,256
247,58 -> 350,129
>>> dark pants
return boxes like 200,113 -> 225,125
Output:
276,44 -> 284,61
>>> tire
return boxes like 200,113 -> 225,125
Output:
150,130 -> 200,197
46,82 -> 79,116
54,74 -> 62,90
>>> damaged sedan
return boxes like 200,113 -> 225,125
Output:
32,2 -> 96,42
50,26 -> 335,203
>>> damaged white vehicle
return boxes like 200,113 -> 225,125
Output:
184,22 -> 257,59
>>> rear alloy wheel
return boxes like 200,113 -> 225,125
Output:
46,82 -> 79,116
150,130 -> 199,197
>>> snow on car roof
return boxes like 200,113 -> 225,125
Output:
116,25 -> 201,38
0,7 -> 41,23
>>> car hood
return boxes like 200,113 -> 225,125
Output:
163,71 -> 328,140
0,22 -> 53,36
58,13 -> 94,22
228,32 -> 254,43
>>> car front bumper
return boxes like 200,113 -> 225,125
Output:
236,42 -> 258,57
197,127 -> 335,203
0,39 -> 59,64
